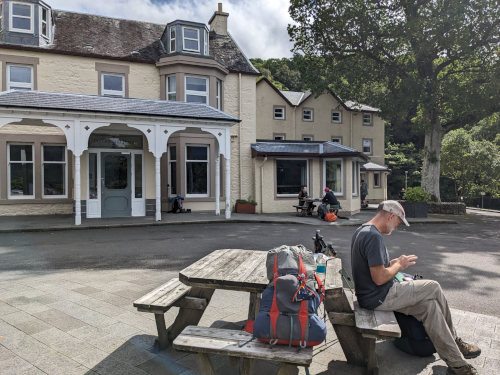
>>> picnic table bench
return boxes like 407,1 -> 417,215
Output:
134,249 -> 401,374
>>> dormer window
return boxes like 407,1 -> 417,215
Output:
169,26 -> 176,53
9,2 -> 34,34
204,29 -> 209,55
183,27 -> 200,52
40,6 -> 50,39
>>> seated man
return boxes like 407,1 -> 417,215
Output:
297,186 -> 315,215
350,201 -> 480,375
322,187 -> 340,208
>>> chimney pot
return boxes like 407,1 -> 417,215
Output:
218,3 -> 223,12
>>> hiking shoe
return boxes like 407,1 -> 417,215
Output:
446,364 -> 479,375
456,337 -> 481,359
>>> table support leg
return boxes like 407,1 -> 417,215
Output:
241,358 -> 254,375
196,353 -> 216,375
277,363 -> 298,375
154,313 -> 169,350
166,287 -> 215,344
365,336 -> 378,375
247,292 -> 261,320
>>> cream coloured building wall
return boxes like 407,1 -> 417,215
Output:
0,49 -> 161,99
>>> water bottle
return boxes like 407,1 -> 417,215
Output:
316,254 -> 326,274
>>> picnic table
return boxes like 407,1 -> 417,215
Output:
134,249 -> 400,374
294,197 -> 321,216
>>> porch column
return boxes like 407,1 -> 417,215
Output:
225,157 -> 231,219
155,156 -> 161,221
74,155 -> 81,225
215,154 -> 220,215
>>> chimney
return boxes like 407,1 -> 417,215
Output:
209,3 -> 229,35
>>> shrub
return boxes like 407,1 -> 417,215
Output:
236,197 -> 257,205
403,187 -> 431,202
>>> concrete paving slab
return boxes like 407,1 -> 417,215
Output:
32,309 -> 87,332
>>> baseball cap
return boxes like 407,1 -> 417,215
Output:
324,187 -> 330,192
379,200 -> 410,226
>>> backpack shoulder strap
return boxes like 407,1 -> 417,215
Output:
269,253 -> 280,344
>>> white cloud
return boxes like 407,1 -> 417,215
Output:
47,0 -> 294,58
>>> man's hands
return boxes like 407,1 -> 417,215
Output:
371,254 -> 418,286
392,255 -> 418,271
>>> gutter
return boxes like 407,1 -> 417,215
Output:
259,156 -> 267,214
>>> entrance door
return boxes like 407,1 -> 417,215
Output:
101,152 -> 131,217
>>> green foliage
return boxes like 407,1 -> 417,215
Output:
441,129 -> 500,199
403,187 -> 431,202
385,142 -> 423,198
250,56 -> 307,91
235,197 -> 257,205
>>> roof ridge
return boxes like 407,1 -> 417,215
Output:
53,9 -> 165,28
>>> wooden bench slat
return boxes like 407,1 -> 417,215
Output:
173,326 -> 313,366
354,301 -> 401,338
133,278 -> 191,311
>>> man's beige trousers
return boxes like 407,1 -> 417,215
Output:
376,279 -> 468,367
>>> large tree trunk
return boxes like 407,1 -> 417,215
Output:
421,114 -> 443,201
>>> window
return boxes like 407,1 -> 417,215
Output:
374,172 -> 381,188
42,145 -> 66,197
302,109 -> 313,121
332,110 -> 342,123
274,134 -> 285,141
40,6 -> 50,39
303,135 -> 313,141
324,159 -> 343,195
276,159 -> 308,196
363,113 -> 373,126
186,145 -> 209,196
8,144 -> 34,198
216,79 -> 221,109
183,27 -> 200,52
274,106 -> 285,120
204,29 -> 209,55
362,139 -> 372,155
168,145 -> 177,195
331,137 -> 342,144
169,26 -> 176,53
7,64 -> 33,90
9,2 -> 34,33
101,73 -> 125,97
352,161 -> 358,196
185,75 -> 209,104
88,153 -> 98,199
134,154 -> 143,198
166,75 -> 176,101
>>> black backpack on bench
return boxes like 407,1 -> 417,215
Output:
393,312 -> 436,357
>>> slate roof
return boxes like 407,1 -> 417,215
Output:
0,10 -> 258,74
361,162 -> 390,171
279,90 -> 311,106
344,101 -> 380,112
0,90 -> 240,122
251,141 -> 368,160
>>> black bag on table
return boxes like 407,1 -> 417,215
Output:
393,312 -> 436,357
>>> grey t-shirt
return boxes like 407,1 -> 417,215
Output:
351,225 -> 393,309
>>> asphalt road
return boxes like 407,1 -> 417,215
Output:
0,213 -> 499,317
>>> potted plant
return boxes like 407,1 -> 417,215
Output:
235,197 -> 257,214
401,187 -> 430,218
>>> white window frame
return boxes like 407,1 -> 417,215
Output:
302,108 -> 313,122
302,135 -> 313,141
362,139 -> 372,155
274,106 -> 285,120
216,79 -> 221,110
101,73 -> 125,97
185,144 -> 209,198
9,1 -> 34,34
363,112 -> 373,126
41,145 -> 67,199
184,75 -> 209,104
204,29 -> 209,55
274,134 -> 286,141
373,171 -> 381,188
166,74 -> 176,101
168,144 -> 177,197
276,158 -> 309,197
331,137 -> 342,144
352,161 -> 358,196
8,143 -> 35,199
39,5 -> 50,39
182,26 -> 200,53
7,63 -> 33,90
323,158 -> 343,196
332,110 -> 342,123
169,26 -> 176,53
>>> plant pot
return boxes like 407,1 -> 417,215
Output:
401,201 -> 428,218
235,202 -> 256,214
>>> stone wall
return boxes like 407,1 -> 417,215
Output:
427,202 -> 466,215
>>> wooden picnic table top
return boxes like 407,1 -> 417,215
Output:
179,248 -> 343,293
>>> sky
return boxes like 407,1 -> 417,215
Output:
48,0 -> 295,59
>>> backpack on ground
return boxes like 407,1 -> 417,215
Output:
393,312 -> 436,357
252,245 -> 327,347
317,204 -> 327,220
324,212 -> 337,222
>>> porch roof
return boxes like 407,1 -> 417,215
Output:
0,90 -> 240,122
251,140 -> 368,160
361,162 -> 391,171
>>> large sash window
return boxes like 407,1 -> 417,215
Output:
276,159 -> 308,196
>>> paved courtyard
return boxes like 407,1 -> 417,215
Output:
0,211 -> 499,374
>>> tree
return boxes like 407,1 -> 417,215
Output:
288,0 -> 500,200
441,129 -> 500,199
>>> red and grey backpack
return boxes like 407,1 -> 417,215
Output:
251,245 -> 327,347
